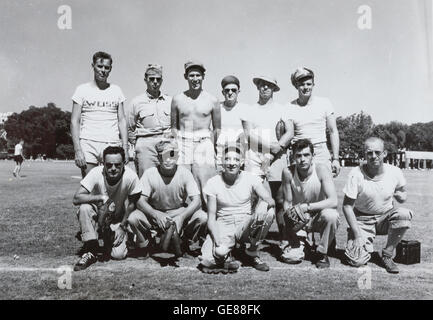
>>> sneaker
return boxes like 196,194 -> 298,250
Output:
315,253 -> 330,269
201,260 -> 239,274
380,255 -> 399,274
244,255 -> 270,272
74,252 -> 97,271
13,172 -> 16,177
128,247 -> 149,260
280,243 -> 305,264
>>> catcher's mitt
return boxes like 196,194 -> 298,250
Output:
275,119 -> 286,141
345,241 -> 371,267
160,221 -> 183,257
97,199 -> 115,235
283,204 -> 311,232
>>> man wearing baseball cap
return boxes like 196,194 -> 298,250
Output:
216,75 -> 249,172
171,60 -> 221,209
127,64 -> 172,177
128,139 -> 207,258
241,76 -> 293,247
288,67 -> 341,177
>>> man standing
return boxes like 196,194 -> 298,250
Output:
216,75 -> 248,172
72,146 -> 142,271
127,64 -> 172,177
280,139 -> 339,268
13,139 -> 24,178
288,67 -> 340,176
127,139 -> 207,257
199,143 -> 275,273
71,51 -> 129,178
171,61 -> 221,206
342,137 -> 413,273
241,76 -> 293,253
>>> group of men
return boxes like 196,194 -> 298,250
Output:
70,51 -> 414,275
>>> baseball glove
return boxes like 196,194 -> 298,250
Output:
160,221 -> 183,257
275,119 -> 286,141
344,241 -> 371,267
283,204 -> 311,232
97,200 -> 114,235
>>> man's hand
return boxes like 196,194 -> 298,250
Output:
97,194 -> 109,207
113,225 -> 126,247
74,150 -> 87,169
265,197 -> 276,209
331,159 -> 341,177
153,212 -> 172,231
124,148 -> 130,165
270,142 -> 283,156
394,190 -> 407,203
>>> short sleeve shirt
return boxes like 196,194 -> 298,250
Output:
203,172 -> 263,218
14,144 -> 23,156
72,81 -> 126,143
343,163 -> 406,215
217,102 -> 249,146
140,166 -> 200,211
289,96 -> 335,144
81,166 -> 141,219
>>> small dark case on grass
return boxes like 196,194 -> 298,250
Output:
394,240 -> 421,264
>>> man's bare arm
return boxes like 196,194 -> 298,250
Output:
308,164 -> 338,211
211,98 -> 221,148
253,181 -> 275,208
170,96 -> 179,138
278,119 -> 294,149
72,185 -> 107,206
117,102 -> 129,163
342,196 -> 363,246
394,185 -> 407,203
71,102 -> 86,169
136,194 -> 171,230
281,167 -> 293,211
168,194 -> 201,222
126,101 -> 137,145
327,113 -> 340,176
120,193 -> 141,228
206,195 -> 219,246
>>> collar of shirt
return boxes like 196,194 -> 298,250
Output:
146,91 -> 167,101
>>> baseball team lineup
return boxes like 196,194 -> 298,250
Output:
69,51 -> 414,274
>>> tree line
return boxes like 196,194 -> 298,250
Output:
1,105 -> 432,160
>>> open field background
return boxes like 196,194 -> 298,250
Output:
0,160 -> 432,300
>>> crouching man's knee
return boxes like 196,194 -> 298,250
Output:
320,208 -> 339,226
389,207 -> 413,230
111,243 -> 128,260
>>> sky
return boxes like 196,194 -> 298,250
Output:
0,0 -> 432,124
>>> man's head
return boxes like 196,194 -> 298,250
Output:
144,64 -> 163,94
364,137 -> 387,170
222,142 -> 244,175
92,51 -> 112,82
253,76 -> 279,102
292,139 -> 315,170
184,61 -> 206,90
221,75 -> 240,105
19,139 -> 24,145
102,146 -> 125,181
155,139 -> 179,171
291,67 -> 315,98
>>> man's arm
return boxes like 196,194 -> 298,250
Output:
136,194 -> 171,230
211,98 -> 221,149
170,96 -> 179,138
126,101 -> 137,146
71,102 -> 86,169
242,119 -> 282,155
72,185 -> 107,206
206,195 -> 220,246
252,180 -> 276,208
117,102 -> 129,163
326,113 -> 341,176
281,167 -> 293,212
306,164 -> 338,212
278,119 -> 294,150
120,192 -> 141,229
342,195 -> 364,247
394,185 -> 407,203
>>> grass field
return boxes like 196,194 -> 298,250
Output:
0,160 -> 432,300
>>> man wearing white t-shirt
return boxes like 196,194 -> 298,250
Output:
13,139 -> 24,178
71,51 -> 129,177
199,143 -> 275,273
342,137 -> 413,273
72,146 -> 142,271
288,67 -> 340,176
216,75 -> 248,172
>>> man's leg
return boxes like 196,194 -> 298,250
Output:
311,208 -> 340,268
376,207 -> 413,273
74,204 -> 99,271
127,209 -> 155,253
110,223 -> 128,260
135,136 -> 161,178
182,209 -> 208,249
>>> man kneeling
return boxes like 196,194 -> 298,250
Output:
73,146 -> 142,271
280,139 -> 339,268
199,143 -> 275,274
128,139 -> 207,258
342,137 -> 413,274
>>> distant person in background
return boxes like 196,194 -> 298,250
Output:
216,75 -> 248,172
288,67 -> 340,176
13,139 -> 24,178
71,51 -> 129,178
127,64 -> 172,177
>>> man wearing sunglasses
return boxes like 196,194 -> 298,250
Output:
287,67 -> 340,177
216,75 -> 249,172
127,64 -> 172,177
342,137 -> 413,273
71,51 -> 129,178
73,146 -> 142,271
171,61 -> 221,209
127,139 -> 207,258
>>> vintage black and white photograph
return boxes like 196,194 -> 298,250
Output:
0,0 -> 432,302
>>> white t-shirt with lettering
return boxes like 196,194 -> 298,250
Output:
72,81 -> 126,143
289,96 -> 335,145
203,172 -> 263,219
343,163 -> 406,215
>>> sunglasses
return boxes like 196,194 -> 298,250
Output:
224,88 -> 238,94
366,150 -> 385,157
148,77 -> 162,82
